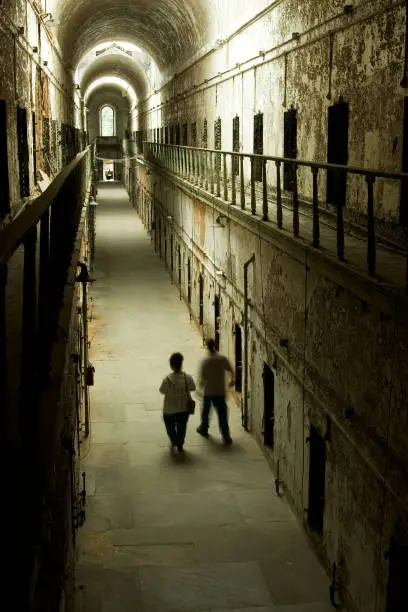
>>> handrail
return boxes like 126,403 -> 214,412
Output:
0,145 -> 92,267
143,140 -> 408,291
143,141 -> 408,181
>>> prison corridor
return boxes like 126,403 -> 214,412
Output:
75,181 -> 332,612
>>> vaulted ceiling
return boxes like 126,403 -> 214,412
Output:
56,0 -> 208,71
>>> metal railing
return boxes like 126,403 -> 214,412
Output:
143,141 -> 408,291
0,144 -> 94,606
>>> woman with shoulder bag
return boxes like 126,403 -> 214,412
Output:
159,352 -> 196,452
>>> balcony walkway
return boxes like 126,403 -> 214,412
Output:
75,181 -> 333,612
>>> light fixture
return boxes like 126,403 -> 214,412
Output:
32,46 -> 38,53
167,215 -> 173,220
17,26 -> 24,35
75,84 -> 80,90
43,60 -> 48,66
343,0 -> 354,14
215,214 -> 227,227
215,270 -> 225,277
42,13 -> 61,26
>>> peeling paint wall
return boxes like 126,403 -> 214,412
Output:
140,0 -> 406,230
0,0 -> 82,223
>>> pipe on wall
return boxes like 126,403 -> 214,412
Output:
243,253 -> 255,431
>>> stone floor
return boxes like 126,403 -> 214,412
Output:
75,182 -> 335,612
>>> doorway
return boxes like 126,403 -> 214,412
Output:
103,160 -> 114,181
284,107 -> 297,191
234,324 -> 242,393
187,258 -> 191,304
253,112 -> 263,182
386,529 -> 408,611
17,107 -> 30,198
326,100 -> 349,207
400,97 -> 408,225
263,363 -> 275,447
307,425 -> 326,535
0,100 -> 10,217
199,274 -> 204,325
177,245 -> 181,285
32,111 -> 37,184
214,295 -> 220,350
164,226 -> 167,266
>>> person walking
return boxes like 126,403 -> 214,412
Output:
159,352 -> 196,452
196,338 -> 234,444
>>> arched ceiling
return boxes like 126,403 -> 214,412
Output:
56,0 -> 208,71
85,81 -> 135,107
80,54 -> 149,101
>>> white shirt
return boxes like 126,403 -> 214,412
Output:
159,372 -> 196,414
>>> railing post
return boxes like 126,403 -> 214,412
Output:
38,209 -> 50,328
223,152 -> 228,201
199,151 -> 204,188
336,182 -> 345,260
216,152 -> 221,197
231,155 -> 236,205
366,175 -> 376,276
190,149 -> 194,183
312,167 -> 320,248
262,159 -> 268,221
210,151 -> 214,194
276,161 -> 283,228
0,265 -> 7,431
292,163 -> 299,237
205,150 -> 209,191
240,156 -> 245,210
251,157 -> 256,215
20,226 -> 38,446
194,149 -> 198,185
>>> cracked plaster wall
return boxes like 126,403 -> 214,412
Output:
0,0 -> 81,223
140,0 -> 406,228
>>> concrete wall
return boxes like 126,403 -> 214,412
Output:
0,0 -> 83,224
136,0 -> 406,230
128,157 -> 408,612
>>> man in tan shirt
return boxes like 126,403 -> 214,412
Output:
196,338 -> 234,444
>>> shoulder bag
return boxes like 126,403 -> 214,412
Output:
184,374 -> 196,415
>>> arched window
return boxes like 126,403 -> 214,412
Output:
100,105 -> 115,136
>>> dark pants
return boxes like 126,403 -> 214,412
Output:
163,411 -> 189,446
199,396 -> 231,441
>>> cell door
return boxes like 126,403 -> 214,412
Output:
284,107 -> 297,191
187,258 -> 191,303
170,234 -> 174,271
400,97 -> 408,225
199,274 -> 204,325
326,100 -> 349,207
263,363 -> 275,447
232,115 -> 240,176
307,425 -> 326,535
17,107 -> 30,197
214,117 -> 222,172
387,531 -> 408,612
214,295 -> 220,350
253,112 -> 263,182
164,226 -> 167,265
178,245 -> 182,285
32,111 -> 37,183
158,218 -> 162,256
235,324 -> 242,392
0,100 -> 10,217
